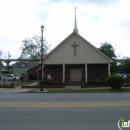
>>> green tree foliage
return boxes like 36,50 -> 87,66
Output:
122,57 -> 130,73
99,42 -> 117,72
99,42 -> 116,59
19,35 -> 51,61
110,61 -> 117,73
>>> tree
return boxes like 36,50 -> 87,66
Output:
99,42 -> 117,73
99,42 -> 116,59
121,57 -> 130,73
19,35 -> 51,61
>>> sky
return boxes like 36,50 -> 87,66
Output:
0,0 -> 130,60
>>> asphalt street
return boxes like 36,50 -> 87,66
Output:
0,93 -> 130,130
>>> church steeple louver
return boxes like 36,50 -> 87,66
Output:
73,7 -> 78,33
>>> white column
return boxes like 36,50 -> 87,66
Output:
85,64 -> 87,83
63,64 -> 65,83
108,63 -> 110,76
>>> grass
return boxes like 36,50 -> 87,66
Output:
1,81 -> 130,93
14,80 -> 37,87
0,80 -> 37,88
46,88 -> 130,93
0,82 -> 11,86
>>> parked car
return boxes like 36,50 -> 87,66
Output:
1,74 -> 16,81
122,73 -> 130,78
14,74 -> 20,81
120,73 -> 130,82
116,73 -> 122,76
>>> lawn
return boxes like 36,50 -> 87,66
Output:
27,87 -> 130,93
0,80 -> 37,88
14,80 -> 37,87
46,88 -> 130,93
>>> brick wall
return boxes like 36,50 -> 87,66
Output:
87,64 -> 108,80
44,64 -> 108,83
127,76 -> 130,86
27,65 -> 40,80
45,65 -> 63,82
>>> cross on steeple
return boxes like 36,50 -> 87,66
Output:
73,7 -> 78,33
71,41 -> 79,56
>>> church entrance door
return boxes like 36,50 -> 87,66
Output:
70,69 -> 82,81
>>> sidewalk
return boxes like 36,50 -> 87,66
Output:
0,81 -> 129,93
0,82 -> 46,93
0,87 -> 32,93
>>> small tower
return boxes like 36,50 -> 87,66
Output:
73,7 -> 78,33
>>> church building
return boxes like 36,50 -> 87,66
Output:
42,8 -> 113,84
28,8 -> 113,85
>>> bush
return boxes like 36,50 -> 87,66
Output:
88,80 -> 107,85
38,81 -> 62,86
110,72 -> 116,75
51,81 -> 62,85
106,75 -> 125,89
88,80 -> 96,85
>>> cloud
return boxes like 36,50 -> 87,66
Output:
0,0 -> 130,59
49,0 -> 120,7
0,0 -> 42,58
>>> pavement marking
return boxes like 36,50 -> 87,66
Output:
0,102 -> 130,107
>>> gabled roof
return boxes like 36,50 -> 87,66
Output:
41,32 -> 113,64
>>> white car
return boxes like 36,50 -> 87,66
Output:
2,74 -> 16,81
14,74 -> 20,81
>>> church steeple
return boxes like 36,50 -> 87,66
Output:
73,7 -> 78,33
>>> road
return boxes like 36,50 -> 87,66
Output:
0,93 -> 130,130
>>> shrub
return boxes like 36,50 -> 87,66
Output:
111,72 -> 116,75
88,80 -> 107,85
96,80 -> 107,85
51,81 -> 62,85
38,81 -> 62,86
88,80 -> 96,85
106,75 -> 125,89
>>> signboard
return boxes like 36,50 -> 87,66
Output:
47,74 -> 51,80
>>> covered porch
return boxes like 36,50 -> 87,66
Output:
44,63 -> 110,84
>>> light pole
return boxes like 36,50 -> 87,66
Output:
7,51 -> 11,71
40,25 -> 44,91
4,51 -> 11,73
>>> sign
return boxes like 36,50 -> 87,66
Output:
47,74 -> 51,80
118,118 -> 130,130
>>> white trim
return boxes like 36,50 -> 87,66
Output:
85,64 -> 87,83
63,64 -> 65,83
108,63 -> 110,76
36,67 -> 41,71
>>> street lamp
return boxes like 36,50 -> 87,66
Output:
4,51 -> 11,72
40,25 -> 44,91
